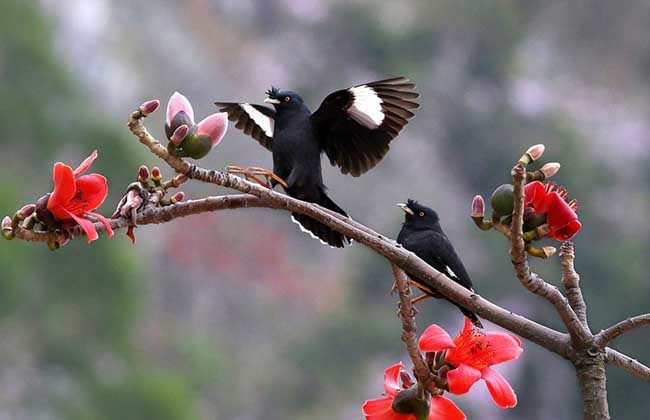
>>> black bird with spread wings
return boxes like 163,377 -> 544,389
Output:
397,199 -> 483,328
215,77 -> 418,247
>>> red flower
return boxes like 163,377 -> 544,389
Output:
46,150 -> 113,243
362,363 -> 466,420
419,319 -> 522,408
524,181 -> 581,240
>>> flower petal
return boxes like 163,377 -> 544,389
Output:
546,193 -> 581,240
447,363 -> 482,395
73,150 -> 98,176
484,332 -> 523,365
481,367 -> 517,408
85,211 -> 114,238
523,181 -> 547,210
383,363 -> 404,397
196,112 -> 228,146
48,162 -> 76,220
72,174 -> 109,213
64,209 -> 98,243
362,397 -> 412,420
419,324 -> 456,352
429,395 -> 466,420
166,91 -> 194,126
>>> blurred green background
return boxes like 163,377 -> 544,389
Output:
0,0 -> 648,418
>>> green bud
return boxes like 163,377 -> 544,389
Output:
391,385 -> 431,420
490,184 -> 514,216
179,133 -> 213,159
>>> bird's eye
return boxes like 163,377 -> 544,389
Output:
284,96 -> 291,102
419,211 -> 425,217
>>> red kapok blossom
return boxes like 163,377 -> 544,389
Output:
362,363 -> 466,420
524,180 -> 581,240
46,150 -> 113,243
419,318 -> 523,408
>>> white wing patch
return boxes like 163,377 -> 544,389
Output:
445,265 -> 458,279
348,85 -> 384,128
241,103 -> 274,138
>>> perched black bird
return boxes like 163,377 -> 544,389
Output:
397,200 -> 483,328
215,77 -> 419,247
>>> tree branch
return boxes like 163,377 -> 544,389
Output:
127,105 -> 573,358
595,314 -> 650,348
559,241 -> 589,328
391,264 -> 446,392
605,348 -> 650,381
510,163 -> 592,348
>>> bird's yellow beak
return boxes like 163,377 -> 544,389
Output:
264,98 -> 281,104
397,203 -> 414,215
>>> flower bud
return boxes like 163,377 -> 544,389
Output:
525,144 -> 545,162
471,195 -> 485,218
540,162 -> 560,179
138,165 -> 150,181
151,167 -> 162,181
170,191 -> 185,204
2,216 -> 13,240
17,204 -> 36,220
490,184 -> 515,216
179,133 -> 213,159
139,99 -> 160,115
392,385 -> 431,420
170,124 -> 190,145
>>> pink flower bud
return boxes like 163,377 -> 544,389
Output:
18,204 -> 36,220
139,99 -> 160,115
471,195 -> 485,218
151,167 -> 162,180
2,216 -> 11,230
525,144 -> 545,162
166,92 -> 195,126
170,191 -> 185,204
138,165 -> 150,180
540,162 -> 560,179
170,124 -> 189,145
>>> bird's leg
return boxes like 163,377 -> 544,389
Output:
246,166 -> 289,189
411,294 -> 431,306
225,166 -> 272,188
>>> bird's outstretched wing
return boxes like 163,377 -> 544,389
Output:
422,232 -> 474,291
310,77 -> 419,177
214,102 -> 275,151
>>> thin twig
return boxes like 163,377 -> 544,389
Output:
605,348 -> 650,381
510,164 -> 592,348
391,264 -> 447,392
596,314 -> 650,348
559,241 -> 589,328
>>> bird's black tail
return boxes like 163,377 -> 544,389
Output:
458,305 -> 484,329
290,190 -> 351,248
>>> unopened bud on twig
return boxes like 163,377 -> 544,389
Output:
471,195 -> 493,231
170,191 -> 185,204
519,144 -> 545,166
139,99 -> 160,115
2,216 -> 14,240
17,204 -> 36,220
138,165 -> 150,181
151,167 -> 162,181
540,162 -> 560,178
526,244 -> 557,259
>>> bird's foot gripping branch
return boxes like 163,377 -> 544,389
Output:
3,95 -> 650,420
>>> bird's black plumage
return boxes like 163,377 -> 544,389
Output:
215,77 -> 418,247
396,200 -> 483,328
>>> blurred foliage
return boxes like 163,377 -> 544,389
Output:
0,0 -> 648,419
